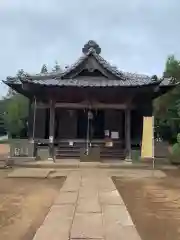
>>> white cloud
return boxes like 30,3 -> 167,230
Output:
0,0 -> 180,97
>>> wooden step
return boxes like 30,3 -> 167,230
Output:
56,139 -> 125,159
56,149 -> 125,159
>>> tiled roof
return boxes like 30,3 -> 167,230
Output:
4,72 -> 172,88
3,40 -> 173,88
159,77 -> 173,86
19,77 -> 159,87
5,76 -> 21,85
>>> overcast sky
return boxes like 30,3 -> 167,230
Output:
0,0 -> 180,97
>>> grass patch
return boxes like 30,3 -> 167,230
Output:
0,140 -> 9,144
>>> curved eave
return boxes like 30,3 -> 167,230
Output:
3,80 -> 32,98
153,84 -> 177,99
4,78 -> 175,100
20,78 -> 160,88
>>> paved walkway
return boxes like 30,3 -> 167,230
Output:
33,169 -> 142,240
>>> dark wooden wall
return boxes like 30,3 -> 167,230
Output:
34,108 -> 46,138
131,109 -> 143,146
56,109 -> 77,139
33,105 -> 150,143
104,110 -> 124,140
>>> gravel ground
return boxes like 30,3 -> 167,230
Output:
113,169 -> 180,240
0,169 -> 65,240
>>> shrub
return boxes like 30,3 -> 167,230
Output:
169,134 -> 180,164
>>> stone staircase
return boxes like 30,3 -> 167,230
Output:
55,140 -> 126,160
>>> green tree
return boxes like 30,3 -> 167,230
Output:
0,99 -> 6,135
3,94 -> 28,138
40,64 -> 48,73
2,69 -> 29,138
52,61 -> 61,72
154,55 -> 180,143
17,69 -> 25,77
164,55 -> 180,82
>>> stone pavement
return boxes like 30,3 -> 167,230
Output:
33,169 -> 143,240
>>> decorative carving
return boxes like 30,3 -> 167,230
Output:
151,75 -> 158,81
82,40 -> 101,55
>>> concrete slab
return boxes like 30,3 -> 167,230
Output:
81,177 -> 99,186
33,223 -> 70,240
48,170 -> 69,178
98,180 -> 116,191
46,205 -> 75,221
105,225 -> 141,240
102,205 -> 133,227
8,168 -> 53,178
71,213 -> 103,239
99,190 -> 124,205
60,183 -> 80,192
32,168 -> 143,240
68,171 -> 81,178
60,175 -> 81,192
33,205 -> 75,240
54,192 -> 78,205
79,162 -> 100,168
79,187 -> 98,198
76,197 -> 101,213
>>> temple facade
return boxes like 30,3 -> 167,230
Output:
4,40 -> 174,161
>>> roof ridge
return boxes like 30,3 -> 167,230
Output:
59,48 -> 127,80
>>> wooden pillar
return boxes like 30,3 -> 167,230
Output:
28,99 -> 33,140
125,108 -> 131,160
28,97 -> 37,142
48,100 -> 55,161
28,97 -> 37,157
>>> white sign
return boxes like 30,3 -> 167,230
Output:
49,136 -> 53,143
104,130 -> 110,137
111,131 -> 119,139
69,141 -> 74,146
105,141 -> 113,147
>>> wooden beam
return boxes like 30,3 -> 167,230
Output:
55,102 -> 135,109
28,99 -> 33,139
125,108 -> 131,160
36,102 -> 136,110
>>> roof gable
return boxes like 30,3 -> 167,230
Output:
61,53 -> 116,79
76,69 -> 108,78
60,40 -> 125,80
